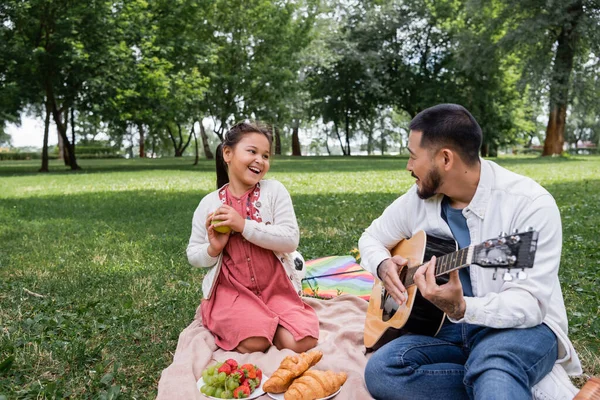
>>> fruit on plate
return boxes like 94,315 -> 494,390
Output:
211,219 -> 231,234
200,359 -> 263,399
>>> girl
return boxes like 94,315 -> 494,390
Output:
187,122 -> 319,354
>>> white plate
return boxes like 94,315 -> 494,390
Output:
196,374 -> 269,400
267,387 -> 342,400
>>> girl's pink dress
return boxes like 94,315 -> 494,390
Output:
201,184 -> 319,350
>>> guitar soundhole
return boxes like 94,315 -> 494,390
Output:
382,293 -> 399,322
381,266 -> 408,322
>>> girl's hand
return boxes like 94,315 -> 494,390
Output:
212,205 -> 245,233
205,213 -> 230,257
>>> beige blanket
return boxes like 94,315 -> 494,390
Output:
157,295 -> 373,400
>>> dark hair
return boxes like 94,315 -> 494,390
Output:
409,104 -> 482,165
215,121 -> 273,188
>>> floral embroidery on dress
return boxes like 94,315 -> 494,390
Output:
217,183 -> 262,224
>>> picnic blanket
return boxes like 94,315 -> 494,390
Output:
157,295 -> 373,400
301,256 -> 374,301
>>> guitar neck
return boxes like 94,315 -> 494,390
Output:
403,246 -> 472,288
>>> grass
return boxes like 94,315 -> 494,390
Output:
1,155 -> 599,398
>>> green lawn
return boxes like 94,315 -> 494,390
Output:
1,156 -> 599,398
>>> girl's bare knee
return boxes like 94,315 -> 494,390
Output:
236,337 -> 270,353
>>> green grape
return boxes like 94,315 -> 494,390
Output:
207,366 -> 216,375
200,385 -> 208,394
203,370 -> 210,382
205,385 -> 216,396
215,362 -> 223,369
217,372 -> 226,383
222,389 -> 233,398
226,378 -> 239,391
205,375 -> 214,386
214,388 -> 223,398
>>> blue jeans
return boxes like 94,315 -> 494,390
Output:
365,322 -> 558,400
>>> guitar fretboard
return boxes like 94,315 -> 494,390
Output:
403,247 -> 472,287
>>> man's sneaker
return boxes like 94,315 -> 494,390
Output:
533,365 -> 578,400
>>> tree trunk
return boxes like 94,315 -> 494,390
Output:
192,125 -> 199,166
291,119 -> 301,156
39,97 -> 51,173
344,112 -> 351,156
57,127 -> 65,161
61,108 -> 70,165
138,123 -> 145,158
481,143 -> 489,157
334,123 -> 347,156
542,0 -> 583,156
71,108 -> 76,154
274,125 -> 282,155
49,95 -> 80,170
151,134 -> 156,158
199,121 -> 214,159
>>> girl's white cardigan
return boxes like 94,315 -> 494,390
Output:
186,179 -> 306,299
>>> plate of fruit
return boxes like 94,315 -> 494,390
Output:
197,358 -> 268,399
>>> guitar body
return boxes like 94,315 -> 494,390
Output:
364,231 -> 458,351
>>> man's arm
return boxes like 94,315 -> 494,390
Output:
457,195 -> 561,328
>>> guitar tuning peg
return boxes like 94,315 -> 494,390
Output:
510,235 -> 520,244
499,231 -> 507,237
507,255 -> 517,265
513,228 -> 519,234
518,270 -> 527,280
493,268 -> 498,280
502,271 -> 513,281
527,226 -> 534,232
484,240 -> 493,248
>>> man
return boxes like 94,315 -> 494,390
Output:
359,104 -> 581,399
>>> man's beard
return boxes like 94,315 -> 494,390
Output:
415,167 -> 442,199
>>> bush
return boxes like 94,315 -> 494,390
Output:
0,152 -> 59,161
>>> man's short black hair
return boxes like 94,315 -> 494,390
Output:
409,104 -> 482,165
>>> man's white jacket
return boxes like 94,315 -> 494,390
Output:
359,159 -> 581,377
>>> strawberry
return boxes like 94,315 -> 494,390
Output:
225,358 -> 238,370
240,364 -> 256,379
233,385 -> 251,399
247,378 -> 260,391
232,369 -> 246,384
218,363 -> 232,375
256,367 -> 262,382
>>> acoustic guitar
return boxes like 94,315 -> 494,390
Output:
364,229 -> 539,351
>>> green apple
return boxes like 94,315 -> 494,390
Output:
211,219 -> 231,234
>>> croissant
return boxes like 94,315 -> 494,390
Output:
284,370 -> 347,400
263,350 -> 323,393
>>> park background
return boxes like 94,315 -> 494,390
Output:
1,0 -> 599,398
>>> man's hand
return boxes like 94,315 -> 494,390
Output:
413,256 -> 466,320
378,256 -> 409,305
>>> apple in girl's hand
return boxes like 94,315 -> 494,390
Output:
211,219 -> 231,234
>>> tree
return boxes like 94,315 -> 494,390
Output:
2,0 -> 126,170
566,58 -> 600,148
474,0 -> 600,155
199,0 -> 318,149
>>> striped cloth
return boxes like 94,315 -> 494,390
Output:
301,256 -> 374,301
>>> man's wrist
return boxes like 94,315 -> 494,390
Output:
376,259 -> 389,280
448,298 -> 466,320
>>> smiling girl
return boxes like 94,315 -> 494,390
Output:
186,122 -> 319,354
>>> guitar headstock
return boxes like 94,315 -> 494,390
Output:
471,229 -> 538,280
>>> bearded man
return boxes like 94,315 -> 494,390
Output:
359,104 -> 581,400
